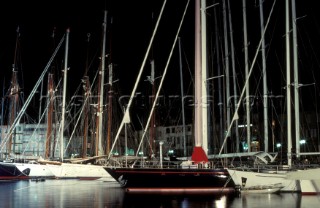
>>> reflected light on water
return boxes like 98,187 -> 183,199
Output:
2,180 -> 320,207
215,195 -> 227,208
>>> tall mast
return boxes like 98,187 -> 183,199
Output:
8,28 -> 21,156
60,28 -> 70,162
106,44 -> 113,155
82,33 -> 91,158
8,71 -> 19,155
149,59 -> 156,156
222,0 -> 231,152
194,0 -> 202,149
292,0 -> 300,158
259,0 -> 268,152
213,3 -> 224,153
190,0 -> 208,162
178,38 -> 187,156
227,0 -> 239,152
82,75 -> 90,158
45,28 -> 57,159
148,11 -> 156,157
45,73 -> 54,159
96,11 -> 107,156
285,0 -> 292,167
200,0 -> 209,155
242,0 -> 251,152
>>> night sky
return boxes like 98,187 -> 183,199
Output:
0,1 -> 191,96
1,0 -> 320,123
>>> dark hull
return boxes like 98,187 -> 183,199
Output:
105,167 -> 235,194
0,162 -> 30,180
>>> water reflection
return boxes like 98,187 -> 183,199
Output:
123,193 -> 235,208
1,180 -> 124,208
231,193 -> 295,208
1,180 -> 320,208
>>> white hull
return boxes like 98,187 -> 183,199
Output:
287,168 -> 320,195
299,180 -> 320,195
46,163 -> 115,181
14,163 -> 55,178
227,168 -> 300,192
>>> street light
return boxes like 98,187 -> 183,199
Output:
276,143 -> 281,150
300,139 -> 306,152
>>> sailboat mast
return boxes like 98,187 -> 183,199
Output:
227,0 -> 239,152
96,10 -> 107,156
149,59 -> 156,156
106,17 -> 113,156
194,0 -> 202,148
8,70 -> 19,155
259,0 -> 269,152
213,4 -> 224,153
82,34 -> 91,158
242,0 -> 251,152
200,0 -> 208,155
8,28 -> 21,156
178,38 -> 187,156
60,28 -> 70,162
45,73 -> 54,159
291,0 -> 300,158
222,0 -> 231,150
82,75 -> 90,158
106,62 -> 113,155
285,0 -> 292,167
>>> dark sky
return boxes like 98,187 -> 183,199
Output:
0,1 -> 192,96
1,0 -> 320,119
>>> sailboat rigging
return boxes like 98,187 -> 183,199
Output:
40,12 -> 115,181
0,29 -> 66,180
227,0 -> 320,194
105,0 -> 235,194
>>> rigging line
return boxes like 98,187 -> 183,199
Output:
135,115 -> 153,153
22,80 -> 62,155
22,78 -> 63,155
21,93 -> 53,155
218,0 -> 277,156
0,34 -> 66,153
135,0 -> 191,157
63,53 -> 100,152
107,0 -> 168,161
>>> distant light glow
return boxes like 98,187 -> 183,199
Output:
238,124 -> 253,128
215,195 -> 227,208
300,139 -> 306,144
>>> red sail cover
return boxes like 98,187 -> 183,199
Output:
191,146 -> 208,163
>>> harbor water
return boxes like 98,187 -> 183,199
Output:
1,179 -> 320,208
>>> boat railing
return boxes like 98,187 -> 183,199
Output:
108,156 -> 225,169
231,162 -> 320,173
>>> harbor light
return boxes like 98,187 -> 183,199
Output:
300,139 -> 306,145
